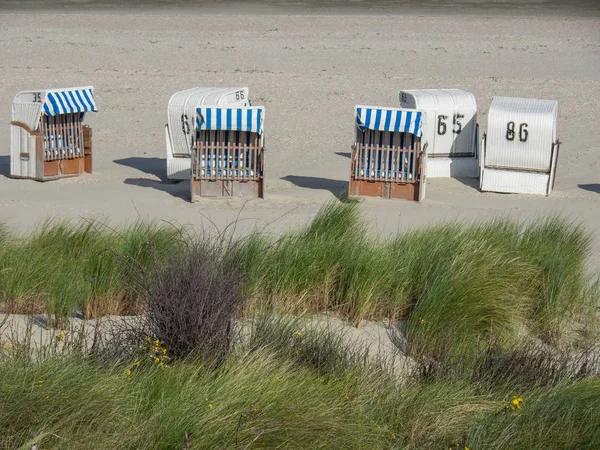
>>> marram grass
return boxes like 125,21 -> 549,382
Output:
0,219 -> 184,319
0,201 -> 597,353
1,350 -> 597,449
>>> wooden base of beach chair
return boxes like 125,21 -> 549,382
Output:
348,179 -> 420,201
43,158 -> 85,179
83,125 -> 93,174
190,178 -> 263,201
36,126 -> 92,181
11,108 -> 94,181
348,129 -> 425,202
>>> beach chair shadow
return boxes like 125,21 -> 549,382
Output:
282,175 -> 348,196
114,157 -> 168,180
578,184 -> 600,194
0,155 -> 10,178
453,177 -> 480,191
123,178 -> 188,200
335,152 -> 351,159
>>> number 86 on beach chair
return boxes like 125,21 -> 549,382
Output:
480,96 -> 560,196
10,86 -> 97,181
190,105 -> 265,201
349,105 -> 427,201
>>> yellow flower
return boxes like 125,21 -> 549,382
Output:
126,369 -> 131,377
162,348 -> 167,355
155,357 -> 160,363
135,361 -> 140,367
295,347 -> 302,355
296,331 -> 302,337
154,339 -> 160,347
389,432 -> 396,439
159,362 -> 165,368
60,332 -> 66,342
208,403 -> 213,409
509,395 -> 523,411
420,318 -> 426,325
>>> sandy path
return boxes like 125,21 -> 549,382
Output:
0,11 -> 599,261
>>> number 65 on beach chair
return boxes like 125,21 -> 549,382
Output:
349,106 -> 427,201
190,104 -> 265,201
10,86 -> 97,181
400,89 -> 479,179
165,87 -> 250,180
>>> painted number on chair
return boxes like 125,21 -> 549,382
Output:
235,90 -> 245,101
181,114 -> 190,135
506,122 -> 528,142
437,114 -> 464,135
32,92 -> 42,103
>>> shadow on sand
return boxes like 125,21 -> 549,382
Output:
0,155 -> 10,178
114,157 -> 167,180
578,184 -> 600,194
335,152 -> 351,159
453,177 -> 480,191
114,157 -> 189,200
123,178 -> 188,200
282,175 -> 348,196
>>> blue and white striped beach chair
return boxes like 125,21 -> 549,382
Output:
166,87 -> 249,180
349,105 -> 427,201
10,86 -> 97,181
191,105 -> 264,200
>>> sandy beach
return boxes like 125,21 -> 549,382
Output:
0,3 -> 599,259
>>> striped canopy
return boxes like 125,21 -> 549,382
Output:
196,106 -> 264,135
355,105 -> 423,137
42,87 -> 97,117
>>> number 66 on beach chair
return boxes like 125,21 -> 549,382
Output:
349,105 -> 427,201
190,104 -> 265,201
10,86 -> 97,181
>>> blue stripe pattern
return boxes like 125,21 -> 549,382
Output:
42,88 -> 97,117
355,106 -> 423,137
196,107 -> 264,135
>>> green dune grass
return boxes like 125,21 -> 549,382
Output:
1,345 -> 597,449
0,200 -> 598,362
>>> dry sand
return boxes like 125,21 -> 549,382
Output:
0,5 -> 599,260
0,313 -> 414,373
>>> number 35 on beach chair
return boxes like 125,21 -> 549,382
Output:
10,87 -> 97,181
349,106 -> 427,201
190,104 -> 265,201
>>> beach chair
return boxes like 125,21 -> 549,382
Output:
480,96 -> 560,196
190,104 -> 264,200
10,87 -> 97,180
400,89 -> 478,178
166,87 -> 249,180
349,105 -> 427,201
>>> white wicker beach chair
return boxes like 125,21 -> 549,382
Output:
480,96 -> 560,196
349,105 -> 427,201
190,104 -> 264,200
165,87 -> 249,180
399,89 -> 478,178
10,86 -> 97,181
